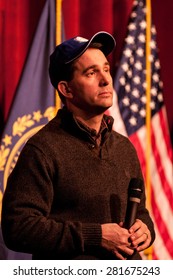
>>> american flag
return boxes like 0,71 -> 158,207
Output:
109,0 -> 173,259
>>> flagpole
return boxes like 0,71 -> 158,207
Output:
55,0 -> 63,111
145,0 -> 152,260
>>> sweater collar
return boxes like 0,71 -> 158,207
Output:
57,106 -> 114,142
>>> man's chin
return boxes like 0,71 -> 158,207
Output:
94,104 -> 112,115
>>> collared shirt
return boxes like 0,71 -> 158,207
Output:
75,117 -> 109,147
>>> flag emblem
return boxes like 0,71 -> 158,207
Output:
0,106 -> 55,192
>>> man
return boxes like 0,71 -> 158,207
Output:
1,31 -> 155,260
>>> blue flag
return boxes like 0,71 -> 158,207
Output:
0,0 -> 56,259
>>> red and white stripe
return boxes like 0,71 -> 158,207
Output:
108,93 -> 173,259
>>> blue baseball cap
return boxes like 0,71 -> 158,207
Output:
49,31 -> 116,89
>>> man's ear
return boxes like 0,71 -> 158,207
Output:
57,81 -> 73,98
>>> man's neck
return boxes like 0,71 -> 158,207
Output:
75,114 -> 104,134
66,103 -> 107,133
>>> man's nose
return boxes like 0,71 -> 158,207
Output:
99,72 -> 111,86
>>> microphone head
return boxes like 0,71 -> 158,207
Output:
128,178 -> 143,199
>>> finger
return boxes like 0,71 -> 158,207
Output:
129,219 -> 142,233
119,221 -> 124,227
136,232 -> 151,252
130,230 -> 148,247
120,244 -> 135,256
112,250 -> 127,260
143,232 -> 148,241
137,238 -> 150,252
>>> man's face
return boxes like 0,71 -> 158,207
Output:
67,48 -> 113,115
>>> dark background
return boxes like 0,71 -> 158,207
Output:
0,0 -> 173,144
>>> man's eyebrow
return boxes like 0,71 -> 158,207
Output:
82,62 -> 110,74
82,65 -> 97,74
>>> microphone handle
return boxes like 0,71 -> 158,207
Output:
124,200 -> 139,229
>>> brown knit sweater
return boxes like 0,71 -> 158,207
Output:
1,107 -> 155,259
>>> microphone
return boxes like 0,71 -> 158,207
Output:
124,178 -> 143,229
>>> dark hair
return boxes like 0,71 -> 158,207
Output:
55,62 -> 75,104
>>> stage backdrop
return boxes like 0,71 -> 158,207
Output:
0,0 -> 173,143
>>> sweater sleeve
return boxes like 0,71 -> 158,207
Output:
1,144 -> 102,258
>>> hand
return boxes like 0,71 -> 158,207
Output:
128,219 -> 151,252
101,223 -> 135,260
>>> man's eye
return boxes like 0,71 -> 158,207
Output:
87,71 -> 95,76
104,68 -> 110,73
